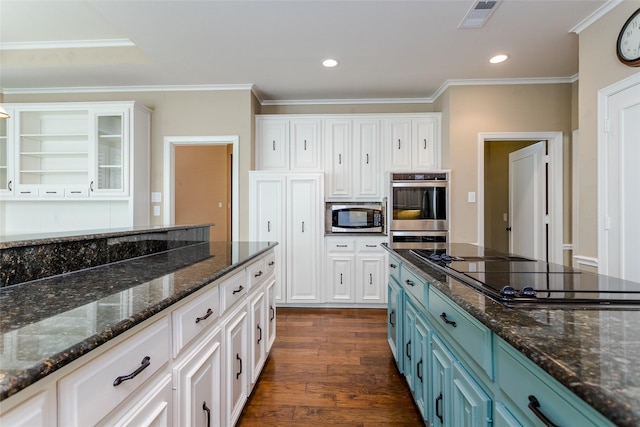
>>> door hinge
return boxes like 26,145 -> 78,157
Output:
544,154 -> 550,164
604,119 -> 611,133
544,215 -> 550,224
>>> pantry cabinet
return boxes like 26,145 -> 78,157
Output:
0,101 -> 151,235
255,116 -> 322,171
324,117 -> 382,200
249,172 -> 324,304
384,114 -> 441,171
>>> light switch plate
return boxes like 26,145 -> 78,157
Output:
468,192 -> 476,203
153,205 -> 161,216
151,192 -> 162,203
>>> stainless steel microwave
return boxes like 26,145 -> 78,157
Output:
327,202 -> 385,233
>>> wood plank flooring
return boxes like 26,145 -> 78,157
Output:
236,308 -> 423,426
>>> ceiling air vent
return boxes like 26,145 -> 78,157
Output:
459,0 -> 501,29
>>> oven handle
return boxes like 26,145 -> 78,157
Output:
392,181 -> 448,188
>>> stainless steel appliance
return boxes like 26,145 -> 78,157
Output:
327,202 -> 385,234
389,172 -> 449,248
409,244 -> 640,307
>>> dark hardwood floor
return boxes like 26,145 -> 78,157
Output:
236,307 -> 423,426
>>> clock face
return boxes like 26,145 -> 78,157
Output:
617,8 -> 640,66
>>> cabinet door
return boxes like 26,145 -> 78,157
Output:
387,278 -> 402,370
413,117 -> 439,170
174,328 -> 221,427
0,112 -> 14,196
286,175 -> 322,302
91,108 -> 128,196
0,388 -> 56,427
224,306 -> 248,427
265,277 -> 276,352
431,336 -> 453,427
385,118 -> 411,170
414,314 -> 432,422
249,174 -> 285,302
325,119 -> 351,198
249,289 -> 267,391
356,253 -> 385,303
327,254 -> 355,302
290,119 -> 322,171
353,118 -> 380,198
451,362 -> 492,427
256,119 -> 289,170
403,299 -> 417,389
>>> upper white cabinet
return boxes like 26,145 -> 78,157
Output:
384,114 -> 441,171
0,111 -> 13,197
325,117 -> 382,200
256,116 -> 322,171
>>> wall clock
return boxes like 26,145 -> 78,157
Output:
617,8 -> 640,67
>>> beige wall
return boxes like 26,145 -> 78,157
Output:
576,1 -> 640,261
4,90 -> 255,239
443,84 -> 574,245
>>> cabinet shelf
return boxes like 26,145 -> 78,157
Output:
20,152 -> 88,157
20,134 -> 89,140
21,170 -> 89,174
99,134 -> 123,139
98,165 -> 122,169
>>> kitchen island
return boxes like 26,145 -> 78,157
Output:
384,244 -> 640,427
0,226 -> 277,426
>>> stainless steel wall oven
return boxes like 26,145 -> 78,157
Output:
389,172 -> 449,248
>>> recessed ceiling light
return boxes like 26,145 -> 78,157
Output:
322,59 -> 338,68
489,54 -> 509,64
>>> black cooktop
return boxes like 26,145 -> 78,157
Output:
410,244 -> 640,307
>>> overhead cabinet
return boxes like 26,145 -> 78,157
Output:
255,116 -> 322,171
384,114 -> 441,171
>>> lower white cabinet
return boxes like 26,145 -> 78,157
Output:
0,388 -> 56,427
249,287 -> 267,392
326,237 -> 387,305
173,327 -> 222,427
223,303 -> 248,427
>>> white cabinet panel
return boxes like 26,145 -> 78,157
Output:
291,119 -> 322,170
223,305 -> 248,426
384,114 -> 441,171
0,388 -> 56,427
325,119 -> 352,198
256,118 -> 288,170
256,116 -> 322,171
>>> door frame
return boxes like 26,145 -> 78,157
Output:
597,72 -> 640,276
477,132 -> 563,264
163,135 -> 239,241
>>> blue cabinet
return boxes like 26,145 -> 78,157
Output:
387,275 -> 402,371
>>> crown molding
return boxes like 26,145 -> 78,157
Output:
570,0 -> 622,34
261,97 -> 433,106
2,84 -> 256,95
0,39 -> 135,50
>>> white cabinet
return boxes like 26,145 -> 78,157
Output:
248,287 -> 267,392
266,277 -> 276,352
223,303 -> 248,426
0,388 -> 56,427
384,114 -> 441,171
249,172 -> 324,304
325,237 -> 387,304
325,117 -> 382,200
0,109 -> 14,197
255,116 -> 322,171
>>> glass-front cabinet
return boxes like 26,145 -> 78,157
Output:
93,111 -> 127,195
0,114 -> 12,196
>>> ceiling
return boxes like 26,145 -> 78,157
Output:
0,0 -> 613,104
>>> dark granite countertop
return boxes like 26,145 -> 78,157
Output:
0,240 -> 276,401
384,245 -> 640,427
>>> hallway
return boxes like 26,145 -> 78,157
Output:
237,307 -> 423,426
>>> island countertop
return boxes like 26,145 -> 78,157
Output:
384,245 -> 640,427
0,240 -> 276,401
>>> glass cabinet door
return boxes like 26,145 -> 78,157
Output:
0,116 -> 10,194
94,113 -> 124,193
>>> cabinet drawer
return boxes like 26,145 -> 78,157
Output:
388,253 -> 401,284
247,257 -> 267,289
428,288 -> 493,378
355,240 -> 384,252
38,187 -> 64,197
220,269 -> 248,313
58,318 -> 170,427
496,340 -> 612,427
327,240 -> 355,251
400,266 -> 427,308
171,285 -> 220,357
65,187 -> 89,198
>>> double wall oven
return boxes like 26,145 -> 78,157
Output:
389,172 -> 449,248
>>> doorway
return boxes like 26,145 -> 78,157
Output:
477,132 -> 563,264
163,136 -> 240,241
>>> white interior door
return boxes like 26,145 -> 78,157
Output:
509,141 -> 546,260
602,82 -> 640,282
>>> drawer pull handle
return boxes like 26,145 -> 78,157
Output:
113,356 -> 151,386
233,285 -> 244,295
406,340 -> 411,360
435,392 -> 443,423
528,395 -> 559,427
336,244 -> 348,247
257,324 -> 263,344
195,308 -> 214,324
390,263 -> 398,269
417,359 -> 423,382
405,279 -> 415,287
440,312 -> 457,327
270,305 -> 275,321
268,261 -> 275,266
236,353 -> 243,379
202,401 -> 211,427
254,270 -> 263,278
365,244 -> 377,247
